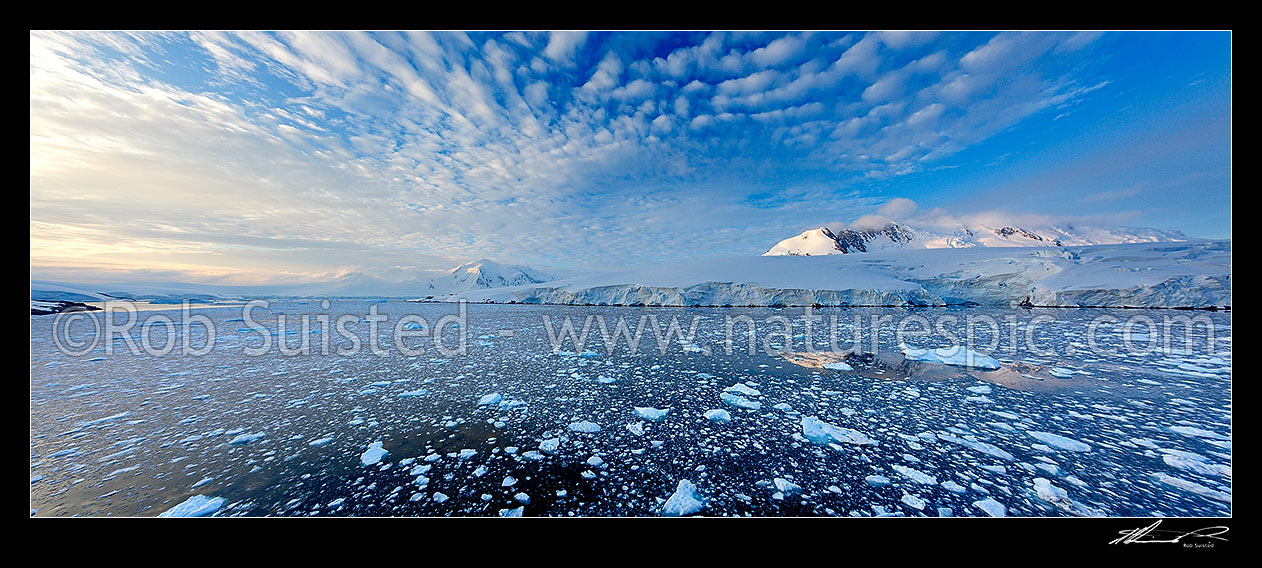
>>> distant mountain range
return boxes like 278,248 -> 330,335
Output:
418,259 -> 557,298
764,221 -> 1189,256
30,259 -> 561,306
29,223 -> 1213,310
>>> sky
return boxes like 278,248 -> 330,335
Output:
29,31 -> 1231,286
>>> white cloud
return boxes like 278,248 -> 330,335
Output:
877,197 -> 919,219
29,31 -> 1137,284
542,30 -> 588,64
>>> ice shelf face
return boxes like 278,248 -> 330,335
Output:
439,241 -> 1231,309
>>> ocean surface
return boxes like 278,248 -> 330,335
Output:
29,301 -> 1231,517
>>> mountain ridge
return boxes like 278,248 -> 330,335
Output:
764,221 -> 1189,256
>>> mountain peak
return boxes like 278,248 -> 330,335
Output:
764,220 -> 1188,256
424,259 -> 557,296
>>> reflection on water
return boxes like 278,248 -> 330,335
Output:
779,350 -> 1119,395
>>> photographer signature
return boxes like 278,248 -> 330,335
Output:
1110,520 -> 1229,545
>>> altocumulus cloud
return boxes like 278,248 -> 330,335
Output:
31,30 -> 1121,284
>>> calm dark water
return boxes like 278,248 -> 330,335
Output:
30,302 -> 1231,517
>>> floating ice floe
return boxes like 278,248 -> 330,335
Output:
1160,449 -> 1231,478
899,343 -> 1001,370
360,441 -> 389,466
936,433 -> 1014,461
661,479 -> 706,517
720,392 -> 762,411
1027,431 -> 1091,452
158,495 -> 225,517
568,421 -> 601,433
865,475 -> 891,487
704,409 -> 732,423
228,432 -> 265,445
1032,478 -> 1072,510
539,438 -> 561,454
801,416 -> 876,446
891,464 -> 937,485
723,383 -> 761,396
634,407 -> 670,422
901,493 -> 926,510
773,478 -> 802,495
1168,425 -> 1229,441
477,393 -> 504,406
822,361 -> 854,372
1151,472 -> 1231,504
972,498 -> 1007,517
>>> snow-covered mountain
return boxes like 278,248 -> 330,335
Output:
30,260 -> 560,303
764,221 -> 1189,256
418,259 -> 558,297
442,240 -> 1231,309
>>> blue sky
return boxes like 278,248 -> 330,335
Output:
29,31 -> 1231,285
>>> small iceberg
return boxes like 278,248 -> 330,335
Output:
360,441 -> 389,466
227,432 -> 265,445
704,409 -> 732,423
661,479 -> 706,517
801,416 -> 875,446
973,497 -> 1007,517
158,495 -> 225,517
720,392 -> 761,411
568,421 -> 601,434
723,383 -> 761,396
633,407 -> 670,422
1027,431 -> 1091,452
900,343 -> 1001,370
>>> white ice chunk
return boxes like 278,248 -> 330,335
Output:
973,498 -> 1007,517
704,409 -> 732,423
633,407 -> 670,422
1027,431 -> 1091,452
360,441 -> 388,466
158,495 -> 226,517
661,479 -> 706,517
801,416 -> 875,446
900,343 -> 1001,369
568,421 -> 601,433
228,432 -> 265,445
892,464 -> 937,485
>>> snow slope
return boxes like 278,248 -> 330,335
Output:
765,221 -> 1189,256
439,241 -> 1230,309
417,259 -> 557,297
